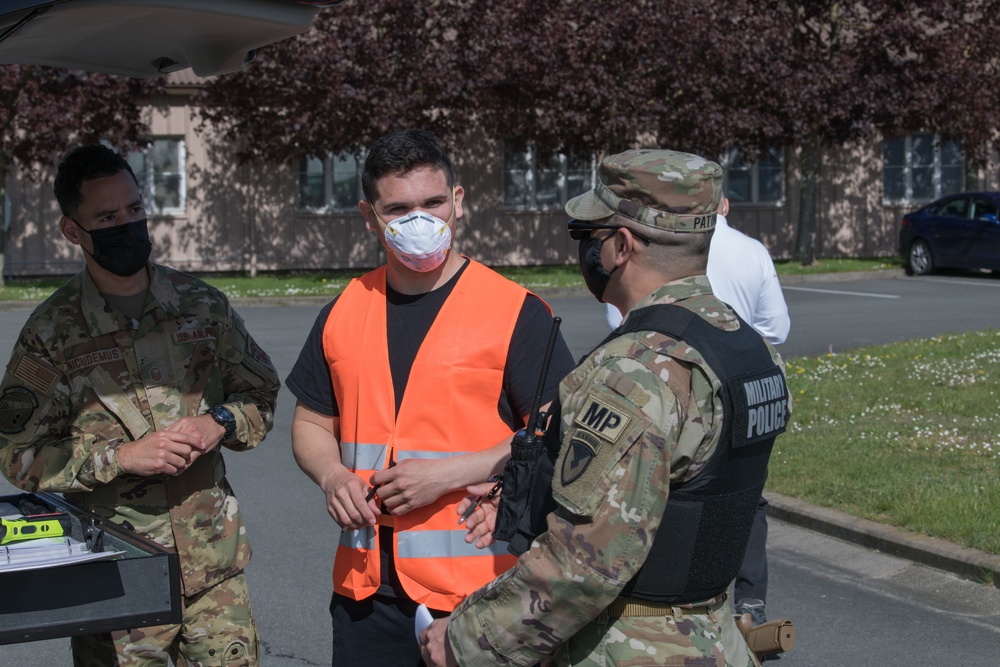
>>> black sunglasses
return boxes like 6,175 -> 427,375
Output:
567,220 -> 652,245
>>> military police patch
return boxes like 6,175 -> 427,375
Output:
573,395 -> 630,443
0,386 -> 38,434
728,366 -> 789,448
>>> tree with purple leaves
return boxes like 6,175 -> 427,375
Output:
199,0 -> 1000,264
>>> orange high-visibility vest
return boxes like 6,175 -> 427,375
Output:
323,259 -> 534,611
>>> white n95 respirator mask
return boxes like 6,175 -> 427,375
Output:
383,211 -> 453,272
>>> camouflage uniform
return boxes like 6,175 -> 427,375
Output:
0,263 -> 280,666
448,277 -> 786,666
445,150 -> 788,666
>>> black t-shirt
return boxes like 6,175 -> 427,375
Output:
286,261 -> 574,429
286,261 -> 574,602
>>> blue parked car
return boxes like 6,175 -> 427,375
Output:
899,192 -> 1000,275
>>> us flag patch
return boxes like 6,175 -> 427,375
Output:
12,355 -> 57,394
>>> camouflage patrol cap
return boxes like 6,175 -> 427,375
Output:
566,149 -> 722,233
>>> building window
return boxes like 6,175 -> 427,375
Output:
126,138 -> 185,215
299,152 -> 364,211
503,142 -> 594,208
719,147 -> 784,204
883,134 -> 963,203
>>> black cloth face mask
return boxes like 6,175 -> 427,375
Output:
73,218 -> 152,277
578,233 -> 618,302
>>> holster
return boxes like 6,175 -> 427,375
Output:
736,614 -> 797,661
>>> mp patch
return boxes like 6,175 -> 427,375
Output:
0,386 -> 38,434
573,395 -> 630,443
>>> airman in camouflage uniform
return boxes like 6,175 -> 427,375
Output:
0,145 -> 280,666
420,150 -> 790,667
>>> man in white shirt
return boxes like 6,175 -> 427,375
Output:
605,196 -> 790,626
706,198 -> 789,346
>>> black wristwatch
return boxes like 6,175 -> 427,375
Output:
209,405 -> 237,442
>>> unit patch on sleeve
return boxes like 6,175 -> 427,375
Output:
0,386 -> 38,434
561,430 -> 600,485
555,390 -> 649,516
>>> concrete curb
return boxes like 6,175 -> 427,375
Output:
766,490 -> 1000,588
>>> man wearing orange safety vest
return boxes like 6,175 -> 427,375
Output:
287,129 -> 574,666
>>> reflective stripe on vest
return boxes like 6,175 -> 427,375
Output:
324,260 -> 544,610
338,525 -> 512,557
398,530 -> 509,559
340,442 -> 389,471
340,525 -> 376,551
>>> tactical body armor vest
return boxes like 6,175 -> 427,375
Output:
617,304 -> 787,603
495,304 -> 787,603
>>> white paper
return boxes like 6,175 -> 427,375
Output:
0,536 -> 125,573
414,602 -> 434,643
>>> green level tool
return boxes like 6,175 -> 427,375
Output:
0,512 -> 72,545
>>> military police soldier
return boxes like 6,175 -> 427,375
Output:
0,144 -> 280,666
419,149 -> 790,667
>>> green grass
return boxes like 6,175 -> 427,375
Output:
775,330 -> 1000,555
0,256 -> 900,301
774,256 -> 903,275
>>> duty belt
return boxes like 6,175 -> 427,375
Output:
597,593 -> 728,621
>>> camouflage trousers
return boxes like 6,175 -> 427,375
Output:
554,594 -> 760,667
72,572 -> 258,667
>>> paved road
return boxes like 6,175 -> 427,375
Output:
2,271 -> 999,665
778,271 -> 1000,358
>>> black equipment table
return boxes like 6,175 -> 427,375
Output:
0,492 -> 180,645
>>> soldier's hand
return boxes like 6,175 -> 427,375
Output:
166,414 -> 225,457
457,481 -> 500,549
118,431 -> 203,476
419,618 -> 457,667
370,457 -> 445,515
323,465 -> 379,530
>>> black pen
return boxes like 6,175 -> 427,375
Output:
366,460 -> 396,502
458,474 -> 502,525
